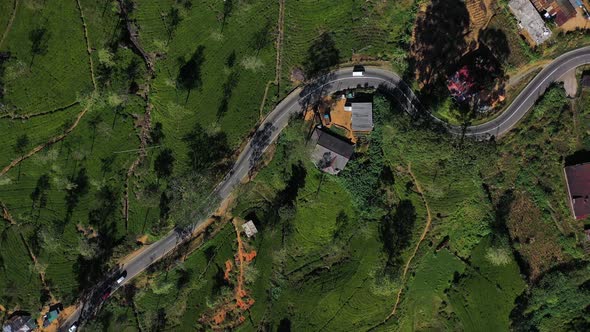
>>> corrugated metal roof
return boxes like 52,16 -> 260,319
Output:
311,129 -> 354,174
565,162 -> 590,219
351,102 -> 373,131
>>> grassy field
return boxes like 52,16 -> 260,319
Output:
447,236 -> 525,331
134,0 -> 278,152
282,0 -> 415,82
0,0 -> 93,114
0,0 -> 156,312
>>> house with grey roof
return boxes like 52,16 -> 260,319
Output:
311,128 -> 354,175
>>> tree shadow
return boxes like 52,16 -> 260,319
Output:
177,46 -> 206,103
298,71 -> 337,121
183,122 -> 230,173
479,28 -> 511,65
380,199 -> 416,275
216,70 -> 240,121
248,122 -> 276,177
303,31 -> 340,79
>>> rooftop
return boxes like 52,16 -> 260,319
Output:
311,129 -> 354,175
509,0 -> 552,45
350,102 -> 373,132
564,162 -> 590,219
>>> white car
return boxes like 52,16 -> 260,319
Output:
352,65 -> 365,77
116,270 -> 128,284
68,322 -> 78,332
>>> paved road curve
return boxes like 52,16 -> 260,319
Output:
59,45 -> 590,331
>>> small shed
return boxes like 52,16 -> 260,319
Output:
242,220 -> 258,238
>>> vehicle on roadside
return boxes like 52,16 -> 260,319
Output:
68,322 -> 78,332
116,270 -> 128,284
353,65 -> 365,77
101,287 -> 112,301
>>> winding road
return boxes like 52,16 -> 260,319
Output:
59,45 -> 590,331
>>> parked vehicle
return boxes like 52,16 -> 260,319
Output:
116,270 -> 128,284
352,65 -> 365,77
68,322 -> 78,332
101,288 -> 112,301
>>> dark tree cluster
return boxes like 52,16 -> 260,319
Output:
182,122 -> 230,173
30,174 -> 51,218
65,168 -> 90,219
29,27 -> 50,66
410,0 -> 469,88
154,148 -> 175,181
0,52 -> 10,100
380,200 -> 417,274
303,32 -> 340,78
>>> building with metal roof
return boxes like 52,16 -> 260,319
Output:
311,128 -> 354,175
347,102 -> 373,132
509,0 -> 552,45
564,162 -> 590,220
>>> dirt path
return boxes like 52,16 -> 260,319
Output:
1,201 -> 15,224
0,102 -> 92,177
382,163 -> 433,324
123,94 -> 152,231
76,0 -> 97,90
0,0 -> 19,49
258,0 -> 285,120
116,0 -> 155,74
506,60 -> 550,89
0,101 -> 80,120
20,232 -> 56,303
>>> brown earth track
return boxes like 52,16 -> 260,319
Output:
0,103 -> 91,177
258,0 -> 285,120
76,0 -> 97,90
0,101 -> 80,120
0,0 -> 19,49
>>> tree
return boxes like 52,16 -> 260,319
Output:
154,148 -> 175,182
30,174 -> 51,216
250,21 -> 272,54
88,113 -> 103,152
65,168 -> 90,218
14,134 -> 30,181
221,0 -> 233,30
182,122 -> 229,172
165,6 -> 182,42
380,200 -> 416,273
216,70 -> 240,120
29,27 -> 50,66
177,46 -> 205,103
226,51 -> 236,68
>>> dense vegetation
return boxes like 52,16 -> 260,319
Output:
0,0 -> 419,323
1,0 -> 590,331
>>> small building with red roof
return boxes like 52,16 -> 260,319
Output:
564,162 -> 590,220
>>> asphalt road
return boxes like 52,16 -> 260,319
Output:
59,46 -> 590,331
